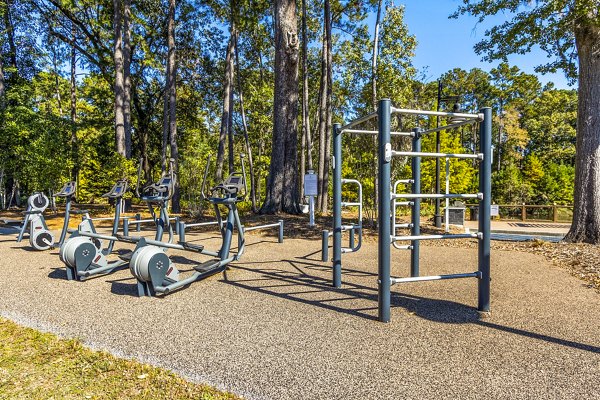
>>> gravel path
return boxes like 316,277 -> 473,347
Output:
0,228 -> 599,399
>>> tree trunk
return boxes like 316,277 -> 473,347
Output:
123,0 -> 132,158
52,52 -> 63,116
322,0 -> 332,214
299,0 -> 312,199
113,0 -> 126,156
162,87 -> 169,172
371,0 -> 382,109
316,2 -> 329,213
167,0 -> 180,212
4,0 -> 17,72
0,50 -> 5,109
260,0 -> 300,214
216,31 -> 236,181
371,0 -> 383,220
564,21 -> 600,243
70,22 -> 78,181
227,29 -> 236,175
235,34 -> 258,212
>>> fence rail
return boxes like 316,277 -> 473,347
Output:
467,204 -> 573,223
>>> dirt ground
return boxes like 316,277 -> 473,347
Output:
0,215 -> 599,399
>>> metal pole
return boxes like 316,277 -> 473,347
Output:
321,230 -> 329,262
309,195 -> 315,226
434,80 -> 442,228
378,99 -> 392,322
278,220 -> 284,243
332,123 -> 342,288
478,107 -> 492,313
410,128 -> 421,277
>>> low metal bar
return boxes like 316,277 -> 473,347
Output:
392,233 -> 480,242
185,221 -> 219,228
128,218 -> 155,224
419,118 -> 480,135
341,202 -> 361,207
244,222 -> 281,231
394,201 -> 413,206
341,129 -> 414,137
340,111 -> 377,131
391,107 -> 482,120
394,223 -> 412,228
391,151 -> 483,160
391,243 -> 412,250
393,193 -> 482,200
391,272 -> 481,284
395,179 -> 414,184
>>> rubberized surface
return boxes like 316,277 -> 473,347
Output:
0,229 -> 598,399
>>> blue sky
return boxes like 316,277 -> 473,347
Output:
393,0 -> 573,89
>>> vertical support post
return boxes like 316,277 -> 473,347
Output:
521,204 -> 526,221
553,204 -> 558,222
309,195 -> 315,226
123,217 -> 130,236
178,220 -> 186,242
445,157 -> 450,233
321,230 -> 329,262
410,128 -> 421,277
278,219 -> 284,243
478,107 -> 492,313
349,227 -> 355,249
332,123 -> 343,288
135,213 -> 141,232
378,99 -> 391,323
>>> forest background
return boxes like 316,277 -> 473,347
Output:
0,0 -> 577,219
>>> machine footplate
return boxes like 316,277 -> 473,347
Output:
194,259 -> 222,273
178,241 -> 204,252
118,251 -> 133,261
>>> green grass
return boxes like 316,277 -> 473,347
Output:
0,318 -> 238,399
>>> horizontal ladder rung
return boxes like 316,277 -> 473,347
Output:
392,193 -> 482,200
393,201 -> 414,206
391,233 -> 480,242
394,223 -> 413,228
391,272 -> 481,284
341,129 -> 414,137
391,151 -> 483,160
341,202 -> 361,207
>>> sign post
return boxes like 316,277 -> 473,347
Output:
304,171 -> 318,227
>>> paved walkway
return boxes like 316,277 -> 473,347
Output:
0,227 -> 598,399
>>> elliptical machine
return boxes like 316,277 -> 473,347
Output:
128,156 -> 247,296
59,160 -> 176,281
59,180 -> 129,281
0,192 -> 56,250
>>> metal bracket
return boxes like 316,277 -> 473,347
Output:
384,143 -> 392,162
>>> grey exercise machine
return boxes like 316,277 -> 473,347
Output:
1,192 -> 55,250
129,158 -> 248,297
59,179 -> 129,281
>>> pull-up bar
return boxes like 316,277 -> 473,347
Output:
391,151 -> 483,160
391,106 -> 483,120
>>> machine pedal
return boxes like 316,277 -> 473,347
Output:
194,259 -> 221,273
178,241 -> 204,252
118,251 -> 133,261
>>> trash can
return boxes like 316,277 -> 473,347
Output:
470,207 -> 479,221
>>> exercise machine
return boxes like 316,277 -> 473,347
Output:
1,192 -> 55,250
53,181 -> 80,248
59,180 -> 129,281
129,157 -> 247,296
